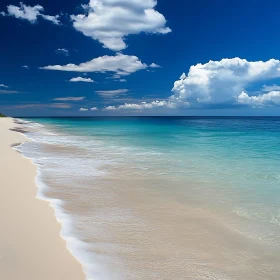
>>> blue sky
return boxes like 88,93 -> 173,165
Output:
1,0 -> 280,116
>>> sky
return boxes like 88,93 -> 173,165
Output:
1,0 -> 280,116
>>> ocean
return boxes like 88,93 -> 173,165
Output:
15,117 -> 280,280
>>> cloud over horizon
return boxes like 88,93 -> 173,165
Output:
171,58 -> 280,108
102,58 -> 280,111
103,100 -> 174,110
71,0 -> 171,51
237,91 -> 280,106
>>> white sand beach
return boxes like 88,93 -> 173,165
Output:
0,118 -> 85,280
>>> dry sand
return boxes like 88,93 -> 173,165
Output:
0,118 -> 85,280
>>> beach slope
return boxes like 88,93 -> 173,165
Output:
0,118 -> 85,280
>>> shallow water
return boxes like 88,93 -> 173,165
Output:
16,117 -> 280,279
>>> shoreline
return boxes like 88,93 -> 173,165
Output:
3,117 -> 280,279
0,118 -> 85,280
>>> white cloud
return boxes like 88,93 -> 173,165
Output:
237,91 -> 280,106
120,100 -> 171,109
104,105 -> 117,111
180,73 -> 186,80
69,77 -> 95,83
90,107 -> 98,111
55,48 -> 69,56
40,14 -> 60,25
104,100 -> 175,110
53,96 -> 85,101
0,84 -> 8,88
171,58 -> 280,108
79,108 -> 89,111
150,63 -> 161,68
261,84 -> 280,92
41,53 -> 151,76
22,65 -> 29,69
1,2 -> 60,24
81,4 -> 90,11
103,58 -> 280,111
96,89 -> 128,98
71,0 -> 171,51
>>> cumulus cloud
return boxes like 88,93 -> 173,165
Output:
55,48 -> 69,56
171,58 -> 280,108
22,65 -> 29,69
41,53 -> 153,76
0,84 -> 8,88
71,0 -> 171,51
237,91 -> 280,106
1,2 -> 60,24
69,77 -> 94,83
104,58 -> 280,111
53,96 -> 85,101
90,107 -> 98,111
96,89 -> 128,98
79,108 -> 89,111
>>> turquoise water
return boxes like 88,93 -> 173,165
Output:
17,117 -> 280,279
27,117 -> 280,207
